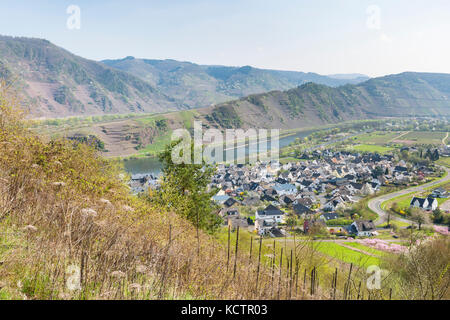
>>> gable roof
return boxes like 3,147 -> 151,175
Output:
320,212 -> 339,221
261,204 -> 285,216
212,195 -> 230,203
293,203 -> 313,216
410,197 -> 427,207
352,220 -> 376,232
260,194 -> 277,202
273,183 -> 296,192
224,197 -> 237,207
296,197 -> 313,207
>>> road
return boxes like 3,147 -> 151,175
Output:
442,132 -> 449,145
369,167 -> 450,226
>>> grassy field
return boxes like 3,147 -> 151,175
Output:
136,131 -> 173,157
399,131 -> 447,145
348,130 -> 448,147
351,131 -> 402,144
436,157 -> 450,168
344,242 -> 387,257
377,220 -> 411,228
215,227 -> 383,269
382,190 -> 447,213
312,242 -> 381,267
382,192 -> 416,211
349,144 -> 394,154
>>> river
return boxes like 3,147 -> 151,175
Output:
123,129 -> 316,176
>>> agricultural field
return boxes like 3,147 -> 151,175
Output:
350,144 -> 394,154
344,242 -> 387,257
215,228 -> 383,268
397,131 -> 447,145
377,220 -> 411,228
351,131 -> 403,144
312,242 -> 381,267
345,130 -> 448,150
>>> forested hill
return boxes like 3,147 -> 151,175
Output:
0,36 -> 182,117
201,72 -> 450,129
102,56 -> 369,109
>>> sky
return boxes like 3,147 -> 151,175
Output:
0,0 -> 449,77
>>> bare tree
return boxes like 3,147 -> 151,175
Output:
410,208 -> 430,230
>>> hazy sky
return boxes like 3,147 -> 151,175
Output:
1,0 -> 449,77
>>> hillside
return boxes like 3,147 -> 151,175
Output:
202,72 -> 450,130
31,72 -> 450,158
102,56 -> 369,108
0,84 -> 314,300
0,36 -> 183,117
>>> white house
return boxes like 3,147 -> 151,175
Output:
350,220 -> 377,237
255,204 -> 286,224
410,197 -> 438,211
272,183 -> 297,196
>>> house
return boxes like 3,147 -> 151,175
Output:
394,166 -> 408,173
219,207 -> 239,217
295,197 -> 313,207
327,226 -> 348,235
241,196 -> 260,206
255,219 -> 285,237
303,219 -> 326,234
227,216 -> 248,231
431,187 -> 448,198
255,219 -> 276,235
293,203 -> 313,217
223,197 -> 238,208
350,220 -> 376,237
319,212 -> 339,222
255,204 -> 286,224
211,195 -> 230,204
323,198 -> 347,211
410,197 -> 438,211
273,183 -> 297,196
280,195 -> 296,205
260,194 -> 277,203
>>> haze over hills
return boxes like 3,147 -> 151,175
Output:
201,72 -> 450,130
327,73 -> 370,81
0,36 -> 182,118
102,56 -> 369,109
0,35 -> 449,127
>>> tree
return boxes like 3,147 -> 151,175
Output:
372,166 -> 384,178
433,149 -> 440,161
155,140 -> 221,235
386,237 -> 450,300
387,202 -> 400,227
286,215 -> 297,231
425,148 -> 433,160
432,208 -> 444,224
410,208 -> 430,230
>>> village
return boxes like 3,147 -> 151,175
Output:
206,149 -> 446,238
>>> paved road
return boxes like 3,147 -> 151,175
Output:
369,167 -> 450,226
